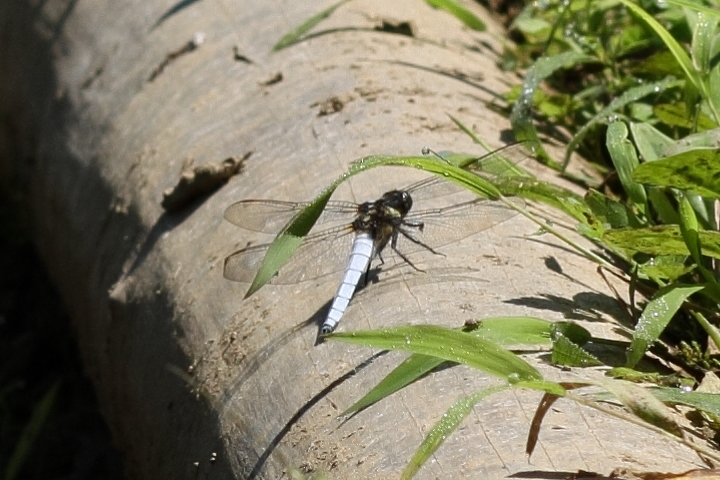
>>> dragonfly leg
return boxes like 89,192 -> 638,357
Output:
362,246 -> 386,286
397,227 -> 445,258
363,258 -> 377,286
376,250 -> 386,266
393,248 -> 424,272
403,219 -> 425,232
389,230 -> 434,273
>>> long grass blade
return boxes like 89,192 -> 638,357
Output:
606,121 -> 648,215
273,0 -> 352,51
423,0 -> 486,31
509,51 -> 596,168
342,317 -> 554,416
330,325 -> 542,381
400,387 -> 506,480
4,382 -> 60,480
600,379 -> 683,437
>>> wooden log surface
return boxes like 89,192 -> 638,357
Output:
0,0 -> 707,478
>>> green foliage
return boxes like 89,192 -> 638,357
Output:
506,0 -> 720,164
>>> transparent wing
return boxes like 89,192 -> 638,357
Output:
223,142 -> 533,285
463,142 -> 536,178
224,199 -> 360,234
223,143 -> 533,233
392,196 -> 523,256
405,142 -> 535,202
223,224 -> 356,284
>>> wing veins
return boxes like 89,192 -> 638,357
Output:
224,223 -> 357,284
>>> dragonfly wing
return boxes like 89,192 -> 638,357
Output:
405,142 -> 536,202
464,142 -> 535,178
224,199 -> 359,233
224,200 -> 306,233
224,224 -> 357,284
404,174 -> 464,201
395,196 -> 523,255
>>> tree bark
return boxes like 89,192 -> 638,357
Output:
0,0 -> 707,479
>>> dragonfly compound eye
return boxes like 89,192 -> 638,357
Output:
400,191 -> 413,213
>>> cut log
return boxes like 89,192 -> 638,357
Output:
0,0 -> 706,478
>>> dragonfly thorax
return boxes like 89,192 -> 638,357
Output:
379,190 -> 413,214
352,190 -> 413,237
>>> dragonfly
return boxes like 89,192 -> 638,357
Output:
223,143 -> 533,335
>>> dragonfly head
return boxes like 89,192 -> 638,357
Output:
381,190 -> 413,215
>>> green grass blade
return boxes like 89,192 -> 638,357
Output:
665,129 -> 720,153
4,381 -> 60,480
447,114 -> 484,145
329,325 -> 542,381
244,188 -> 334,296
471,316 -> 554,347
606,121 -> 648,215
632,148 -> 720,199
637,255 -> 694,282
272,0 -> 352,51
509,51 -> 597,168
677,193 -> 720,295
690,9 -> 717,75
342,353 -> 444,416
626,284 -> 704,368
513,379 -> 567,396
600,379 -> 682,436
608,367 -> 694,388
646,188 -> 680,226
423,0 -> 486,31
709,52 -> 720,123
678,193 -> 702,262
551,335 -> 602,367
342,317 -> 554,416
519,180 -> 594,225
369,155 -> 505,198
400,387 -> 506,480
